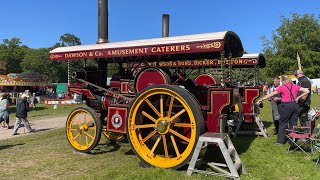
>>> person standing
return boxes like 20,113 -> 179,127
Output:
263,82 -> 269,95
294,70 -> 312,126
258,75 -> 310,144
30,93 -> 38,109
268,77 -> 282,134
0,93 -> 11,129
12,93 -> 35,135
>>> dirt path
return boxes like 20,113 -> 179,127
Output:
0,116 -> 67,140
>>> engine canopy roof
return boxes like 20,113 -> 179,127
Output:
50,31 -> 243,61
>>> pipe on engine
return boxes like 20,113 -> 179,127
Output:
162,14 -> 169,37
97,0 -> 109,44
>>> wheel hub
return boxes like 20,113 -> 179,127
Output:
156,118 -> 170,134
79,124 -> 89,132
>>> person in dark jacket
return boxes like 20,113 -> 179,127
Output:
12,93 -> 34,135
294,70 -> 312,126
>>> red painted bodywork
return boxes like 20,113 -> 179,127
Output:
102,95 -> 111,111
206,88 -> 232,132
120,80 -> 135,94
69,88 -> 96,99
240,87 -> 261,123
147,57 -> 263,68
107,106 -> 128,133
110,80 -> 120,88
195,73 -> 217,86
135,69 -> 170,93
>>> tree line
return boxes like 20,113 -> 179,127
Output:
0,13 -> 319,84
261,13 -> 320,81
0,33 -> 83,83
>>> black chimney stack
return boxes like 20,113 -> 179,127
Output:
162,14 -> 170,37
96,0 -> 108,88
97,0 -> 109,44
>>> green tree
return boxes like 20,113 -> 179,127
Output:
59,33 -> 81,47
49,33 -> 82,82
0,38 -> 28,73
54,33 -> 83,83
21,48 -> 63,82
262,13 -> 320,79
20,33 -> 83,83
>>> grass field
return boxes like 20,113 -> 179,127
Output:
8,103 -> 84,122
1,95 -> 320,179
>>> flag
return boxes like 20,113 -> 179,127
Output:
297,52 -> 302,71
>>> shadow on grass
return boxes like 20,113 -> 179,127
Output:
230,132 -> 262,154
176,139 -> 258,172
9,118 -> 56,130
230,117 -> 273,154
90,141 -> 121,154
0,143 -> 25,151
9,106 -> 48,114
232,135 -> 257,155
35,128 -> 53,132
124,149 -> 135,156
262,120 -> 273,129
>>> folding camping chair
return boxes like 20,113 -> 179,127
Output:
286,107 -> 320,156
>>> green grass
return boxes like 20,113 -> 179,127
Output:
8,103 -> 85,122
1,95 -> 320,179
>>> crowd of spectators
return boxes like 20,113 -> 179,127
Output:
258,70 -> 311,145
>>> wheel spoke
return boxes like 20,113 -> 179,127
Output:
145,99 -> 161,118
174,123 -> 191,128
169,129 -> 190,142
86,136 -> 89,146
150,136 -> 161,156
83,131 -> 94,139
160,94 -> 164,117
170,134 -> 181,158
142,111 -> 157,123
162,135 -> 169,159
84,113 -> 87,124
73,133 -> 81,141
142,130 -> 157,143
169,109 -> 186,122
70,128 -> 78,131
86,119 -> 93,126
135,124 -> 156,129
167,95 -> 175,118
80,134 -> 83,145
77,114 -> 81,127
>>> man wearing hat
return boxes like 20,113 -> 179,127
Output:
12,92 -> 35,135
294,70 -> 312,126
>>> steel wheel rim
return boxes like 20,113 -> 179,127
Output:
128,88 -> 197,168
66,109 -> 97,151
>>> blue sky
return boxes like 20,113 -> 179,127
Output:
0,0 -> 319,53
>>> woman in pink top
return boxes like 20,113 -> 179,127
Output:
258,75 -> 310,144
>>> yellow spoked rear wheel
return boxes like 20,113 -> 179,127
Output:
127,85 -> 204,169
66,107 -> 102,153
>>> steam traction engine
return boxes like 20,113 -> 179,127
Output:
49,31 -> 266,169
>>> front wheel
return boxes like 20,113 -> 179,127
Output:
66,107 -> 102,153
127,85 -> 205,169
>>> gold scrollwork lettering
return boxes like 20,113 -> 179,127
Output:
50,54 -> 62,59
196,42 -> 221,49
